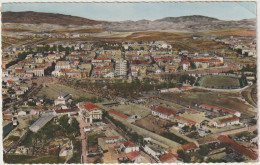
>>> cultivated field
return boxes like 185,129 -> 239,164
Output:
209,29 -> 256,37
187,40 -> 227,50
36,83 -> 96,100
111,115 -> 181,148
198,75 -> 241,89
134,115 -> 171,134
124,31 -> 188,41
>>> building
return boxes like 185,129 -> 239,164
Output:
54,107 -> 79,116
125,151 -> 142,163
120,141 -> 139,153
108,109 -> 129,119
217,135 -> 258,160
159,152 -> 180,163
181,142 -> 199,153
115,59 -> 128,78
144,143 -> 166,161
29,112 -> 55,133
77,102 -> 103,123
55,61 -> 71,70
210,116 -> 240,128
199,103 -> 240,117
151,105 -> 178,120
54,92 -> 71,106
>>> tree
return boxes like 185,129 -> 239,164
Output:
28,101 -> 36,106
182,125 -> 190,132
59,115 -> 69,129
177,149 -> 191,163
70,118 -> 80,136
191,125 -> 196,131
190,61 -> 196,69
199,145 -> 209,156
8,135 -> 20,141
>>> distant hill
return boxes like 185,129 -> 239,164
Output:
2,11 -> 108,26
2,11 -> 256,32
155,15 -> 219,23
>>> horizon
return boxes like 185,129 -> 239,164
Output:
2,2 -> 256,21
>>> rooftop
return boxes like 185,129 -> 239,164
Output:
152,105 -> 178,116
217,135 -> 258,160
181,142 -> 198,151
108,109 -> 129,119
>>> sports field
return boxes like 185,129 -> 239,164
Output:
198,75 -> 241,89
36,83 -> 96,100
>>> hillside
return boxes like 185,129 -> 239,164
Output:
2,11 -> 108,26
2,11 -> 256,33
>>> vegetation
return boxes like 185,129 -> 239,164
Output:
160,132 -> 188,145
4,155 -> 66,164
7,135 -> 20,142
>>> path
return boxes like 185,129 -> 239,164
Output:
77,115 -> 88,164
216,124 -> 258,136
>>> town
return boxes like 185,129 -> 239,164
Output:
1,3 -> 258,164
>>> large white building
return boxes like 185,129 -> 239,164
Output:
115,59 -> 127,78
77,101 -> 103,123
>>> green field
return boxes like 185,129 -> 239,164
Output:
36,83 -> 96,100
198,75 -> 241,89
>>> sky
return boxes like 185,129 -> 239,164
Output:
2,2 -> 256,21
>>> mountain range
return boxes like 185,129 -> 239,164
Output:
2,11 -> 256,32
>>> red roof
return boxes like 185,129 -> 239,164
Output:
126,151 -> 141,161
61,69 -> 72,72
132,60 -> 149,64
219,116 -> 239,123
159,152 -> 177,162
108,109 -> 129,119
154,57 -> 173,61
3,114 -> 13,119
200,103 -> 236,114
152,105 -> 178,116
55,108 -> 79,113
83,102 -> 101,111
181,58 -> 221,63
177,85 -> 191,89
122,141 -> 137,147
99,136 -> 118,139
96,57 -> 109,60
66,54 -> 78,57
14,69 -> 24,72
174,115 -> 197,124
181,142 -> 198,151
217,135 -> 258,160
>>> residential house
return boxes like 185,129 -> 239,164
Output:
77,102 -> 103,123
181,142 -> 199,153
151,105 -> 178,120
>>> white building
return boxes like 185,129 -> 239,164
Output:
115,59 -> 127,78
120,141 -> 139,153
77,101 -> 103,123
54,92 -> 71,106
